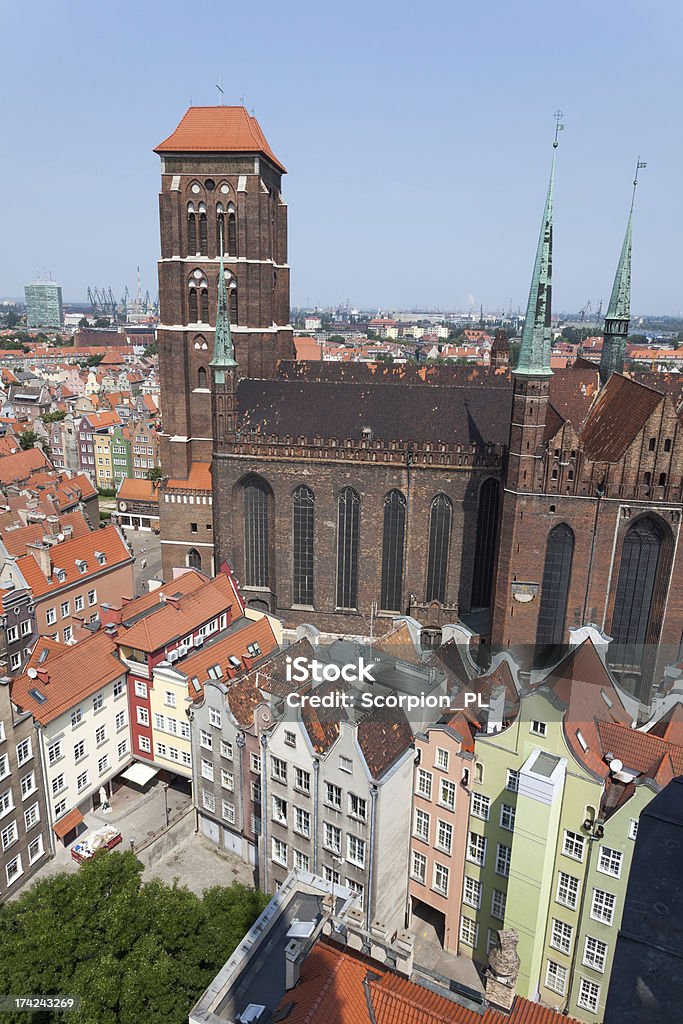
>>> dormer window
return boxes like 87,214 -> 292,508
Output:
54,568 -> 66,583
95,551 -> 106,565
76,559 -> 87,574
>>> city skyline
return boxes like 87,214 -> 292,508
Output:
1,0 -> 681,312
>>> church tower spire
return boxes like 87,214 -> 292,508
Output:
514,120 -> 560,378
209,226 -> 237,383
599,159 -> 644,384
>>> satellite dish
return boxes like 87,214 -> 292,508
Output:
27,667 -> 38,679
609,758 -> 624,774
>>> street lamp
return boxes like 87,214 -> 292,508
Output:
163,782 -> 170,827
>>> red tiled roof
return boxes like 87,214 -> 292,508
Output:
116,573 -> 236,653
11,632 -> 125,725
16,524 -> 132,599
2,509 -> 91,556
579,373 -> 664,462
0,446 -> 51,486
116,478 -> 160,503
597,720 -> 683,778
166,460 -> 212,491
53,807 -> 84,838
154,106 -> 286,173
114,570 -> 208,623
276,940 -> 582,1024
84,411 -> 122,429
294,337 -> 323,361
177,614 -> 278,700
227,641 -> 313,727
357,706 -> 413,779
648,703 -> 683,745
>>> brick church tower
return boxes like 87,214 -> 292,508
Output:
491,142 -> 557,657
154,107 -> 293,577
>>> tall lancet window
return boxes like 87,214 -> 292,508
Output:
187,203 -> 197,254
227,203 -> 237,256
189,286 -> 198,323
230,283 -> 238,323
216,204 -> 225,256
471,478 -> 500,608
199,204 -> 208,256
610,516 -> 663,672
293,486 -> 314,606
336,488 -> 360,610
536,523 -> 574,649
243,476 -> 271,588
200,286 -> 209,323
380,490 -> 406,612
425,494 -> 452,603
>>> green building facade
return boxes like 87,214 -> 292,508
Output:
111,426 -> 132,487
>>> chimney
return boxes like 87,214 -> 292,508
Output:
486,685 -> 506,734
284,939 -> 306,990
62,524 -> 73,540
26,543 -> 52,580
45,515 -> 60,537
485,929 -> 521,1011
165,595 -> 180,609
36,668 -> 50,684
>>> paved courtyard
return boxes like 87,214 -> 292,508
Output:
118,526 -> 163,595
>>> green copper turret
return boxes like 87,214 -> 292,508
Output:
514,149 -> 556,378
599,166 -> 641,384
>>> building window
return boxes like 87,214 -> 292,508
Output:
228,211 -> 237,256
557,871 -> 580,910
610,515 -> 665,677
459,915 -> 478,948
463,876 -> 481,909
577,978 -> 601,1013
93,693 -> 103,712
545,960 -> 567,996
471,478 -> 500,608
71,708 -> 83,728
426,494 -> 452,603
243,476 -> 271,589
530,720 -> 547,737
536,523 -> 574,649
591,888 -> 616,925
222,800 -> 236,824
75,595 -> 84,612
250,752 -> 261,774
202,790 -> 215,813
439,779 -> 456,810
348,793 -> 366,821
24,803 -> 40,831
199,210 -> 208,256
416,768 -> 432,799
115,710 -> 126,731
189,287 -> 198,322
200,730 -> 213,751
294,806 -> 310,837
221,769 -> 234,791
98,755 -> 109,775
118,740 -> 128,759
433,862 -> 449,895
495,844 -> 511,877
292,485 -> 314,606
74,740 -> 86,763
187,548 -> 202,570
294,766 -> 310,794
411,850 -> 427,883
500,804 -> 516,831
324,822 -> 342,854
6,854 -> 22,886
51,774 -> 65,796
628,819 -> 638,840
583,934 -> 608,973
467,832 -> 487,866
597,845 -> 623,877
220,740 -> 233,760
137,707 -> 149,727
550,918 -> 573,955
491,889 -> 507,920
347,834 -> 365,866
47,740 -> 62,765
77,771 -> 89,793
325,782 -> 342,809
201,759 -> 214,782
336,487 -> 360,610
380,490 -> 406,612
271,756 -> 287,784
471,793 -> 490,820
435,747 -> 449,771
16,738 -> 32,767
139,736 -> 151,753
346,878 -> 364,908
414,808 -> 430,841
563,829 -> 585,862
323,865 -> 340,885
1,820 -> 18,851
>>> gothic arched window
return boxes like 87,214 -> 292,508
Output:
336,487 -> 360,610
380,490 -> 406,612
200,287 -> 209,323
199,208 -> 208,256
187,548 -> 201,570
471,478 -> 500,608
243,476 -> 271,588
230,284 -> 238,323
610,516 -> 663,671
189,287 -> 198,323
293,486 -> 314,606
426,494 -> 452,603
536,523 -> 574,648
228,207 -> 237,256
197,367 -> 207,389
187,204 -> 197,254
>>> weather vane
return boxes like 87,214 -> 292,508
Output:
631,156 -> 646,209
553,109 -> 565,148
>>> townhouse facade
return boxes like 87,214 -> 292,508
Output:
11,525 -> 134,644
10,632 -> 132,841
0,678 -> 51,901
0,575 -> 37,676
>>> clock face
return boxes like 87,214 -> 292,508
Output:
220,184 -> 230,194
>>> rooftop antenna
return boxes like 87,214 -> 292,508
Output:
631,156 -> 647,209
553,108 -> 565,148
216,79 -> 224,106
240,94 -> 245,106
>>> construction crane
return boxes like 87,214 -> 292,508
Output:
578,299 -> 592,322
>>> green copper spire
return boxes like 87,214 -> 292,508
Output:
514,118 -> 562,377
209,224 -> 237,382
600,159 -> 645,385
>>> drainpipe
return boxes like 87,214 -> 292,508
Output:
312,758 -> 320,874
236,730 -> 246,859
260,733 -> 269,892
565,819 -> 602,1014
366,784 -> 378,929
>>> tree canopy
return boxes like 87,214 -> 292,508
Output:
19,430 -> 40,450
0,852 -> 269,1024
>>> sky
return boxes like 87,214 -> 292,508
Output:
1,0 -> 681,315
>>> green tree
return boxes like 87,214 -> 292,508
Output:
143,340 -> 158,357
79,317 -> 90,328
0,853 -> 269,1024
94,317 -> 111,328
41,410 -> 67,424
147,467 -> 162,482
19,430 -> 40,450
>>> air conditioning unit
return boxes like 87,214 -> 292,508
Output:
178,644 -> 188,657
167,650 -> 179,663
194,635 -> 204,647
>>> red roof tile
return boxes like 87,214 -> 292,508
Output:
177,615 -> 279,700
154,106 -> 286,173
597,720 -> 683,778
11,632 -> 125,725
0,446 -> 51,486
166,460 -> 213,492
16,524 -> 132,599
579,373 -> 663,462
116,573 -> 236,653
